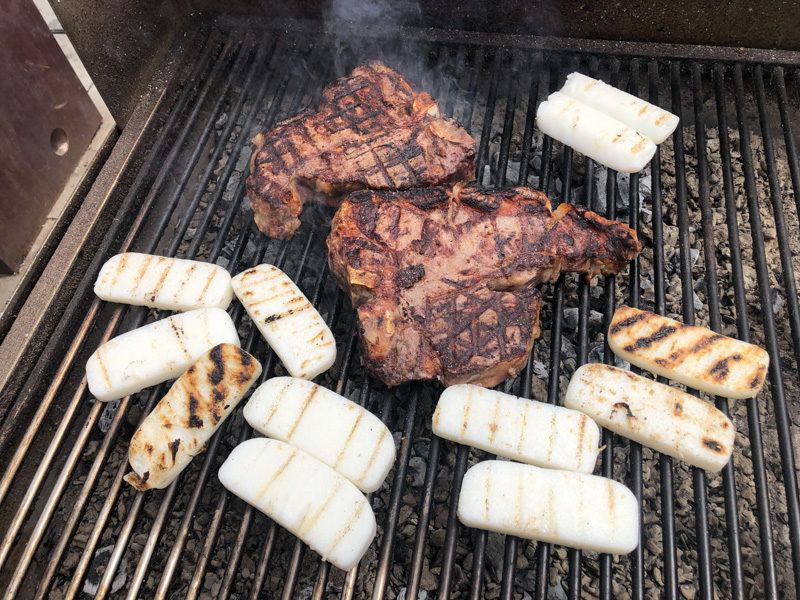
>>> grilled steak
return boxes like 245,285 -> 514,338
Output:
246,62 -> 476,240
327,183 -> 642,387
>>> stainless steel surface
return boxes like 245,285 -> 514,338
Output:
0,0 -> 102,272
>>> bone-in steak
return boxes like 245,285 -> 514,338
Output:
246,62 -> 476,240
327,183 -> 642,387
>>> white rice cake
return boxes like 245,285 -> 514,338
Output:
86,308 -> 240,402
560,72 -> 679,144
94,253 -> 233,311
458,460 -> 639,554
218,438 -> 376,571
608,305 -> 769,399
432,384 -> 599,473
125,344 -> 262,490
244,377 -> 395,492
536,91 -> 656,173
232,264 -> 335,380
565,363 -> 735,472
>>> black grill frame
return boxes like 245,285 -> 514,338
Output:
1,21 -> 800,600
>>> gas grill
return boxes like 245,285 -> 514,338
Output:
1,9 -> 800,600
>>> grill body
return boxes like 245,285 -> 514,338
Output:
1,19 -> 800,600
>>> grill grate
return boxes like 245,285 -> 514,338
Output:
2,24 -> 800,600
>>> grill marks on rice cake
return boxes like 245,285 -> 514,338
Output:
130,254 -> 155,294
244,378 -> 395,492
434,385 -> 599,473
263,300 -> 313,325
285,385 -> 320,441
175,263 -> 197,301
196,268 -> 219,303
324,501 -> 369,558
333,412 -> 365,469
254,449 -> 297,504
458,461 -> 637,553
95,253 -> 233,310
609,305 -> 769,397
219,439 -> 375,570
148,257 -> 174,303
232,264 -> 336,379
299,478 -> 345,537
95,349 -> 114,389
169,319 -> 192,360
608,311 -> 648,335
107,252 -> 131,289
125,344 -> 261,490
86,308 -> 240,403
358,428 -> 391,482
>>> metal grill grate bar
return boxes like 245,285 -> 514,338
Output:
187,53 -> 296,584
372,391 -> 420,599
465,46 -> 505,600
753,68 -> 800,382
645,59 -> 680,600
433,45 -> 493,600
402,45 -> 465,600
148,59 -> 323,600
774,67 -> 800,225
470,50 -> 524,600
671,60 -> 715,600
531,57 -> 563,600
496,57 -> 536,600
627,59 -> 646,600
690,61 -> 745,600
733,63 -> 800,593
712,64 -> 779,598
503,57 -> 544,596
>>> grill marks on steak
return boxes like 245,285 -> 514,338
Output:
327,184 -> 642,387
356,286 -> 544,387
246,62 -> 476,239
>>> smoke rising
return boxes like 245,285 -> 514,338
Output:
327,0 -> 421,25
321,0 -> 460,108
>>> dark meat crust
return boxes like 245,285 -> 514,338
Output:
327,183 -> 641,387
246,62 -> 476,240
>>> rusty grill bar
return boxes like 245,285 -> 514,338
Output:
2,24 -> 800,600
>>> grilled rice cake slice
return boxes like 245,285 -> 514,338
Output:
608,305 -> 769,399
94,253 -> 232,311
327,183 -> 640,387
231,264 -> 335,380
218,438 -> 376,571
244,377 -> 395,493
458,460 -> 639,554
246,61 -> 476,240
125,344 -> 262,490
86,308 -> 241,402
565,363 -> 734,471
433,384 -> 600,473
